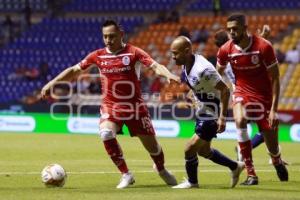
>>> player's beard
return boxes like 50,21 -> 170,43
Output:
232,36 -> 242,44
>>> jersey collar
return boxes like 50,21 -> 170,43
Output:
105,42 -> 126,55
234,34 -> 253,52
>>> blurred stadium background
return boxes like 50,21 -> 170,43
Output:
0,0 -> 300,141
1,1 -> 300,199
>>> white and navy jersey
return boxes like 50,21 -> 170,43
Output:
224,63 -> 235,84
181,54 -> 222,117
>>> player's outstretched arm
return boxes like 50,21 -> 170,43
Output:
151,62 -> 180,83
215,80 -> 230,133
41,64 -> 82,99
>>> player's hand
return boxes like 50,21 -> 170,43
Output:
216,117 -> 226,133
268,110 -> 279,130
40,82 -> 53,99
176,101 -> 193,109
258,24 -> 271,39
167,74 -> 180,83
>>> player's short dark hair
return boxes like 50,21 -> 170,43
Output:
227,14 -> 247,26
102,19 -> 123,31
214,29 -> 229,47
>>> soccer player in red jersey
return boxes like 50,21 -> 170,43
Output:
216,14 -> 288,185
41,20 -> 179,189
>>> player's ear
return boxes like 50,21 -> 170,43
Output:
120,30 -> 125,38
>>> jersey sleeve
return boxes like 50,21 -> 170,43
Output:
135,47 -> 155,67
79,52 -> 97,70
261,41 -> 278,69
216,46 -> 229,69
202,67 -> 222,87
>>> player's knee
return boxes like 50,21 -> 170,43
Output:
198,148 -> 211,158
99,128 -> 116,141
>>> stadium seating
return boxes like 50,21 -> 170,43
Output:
65,0 -> 181,12
130,15 -> 298,106
0,0 -> 47,12
0,16 -> 144,103
187,0 -> 300,11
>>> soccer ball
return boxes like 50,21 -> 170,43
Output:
41,164 -> 67,187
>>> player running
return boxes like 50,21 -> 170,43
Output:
216,14 -> 288,185
41,19 -> 179,189
171,36 -> 244,189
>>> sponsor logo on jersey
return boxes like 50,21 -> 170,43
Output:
122,56 -> 130,65
101,61 -> 108,65
191,76 -> 198,84
251,55 -> 259,64
100,66 -> 131,73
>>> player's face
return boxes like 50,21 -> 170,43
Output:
171,45 -> 186,65
227,21 -> 245,44
102,25 -> 123,52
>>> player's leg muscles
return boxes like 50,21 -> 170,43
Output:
138,135 -> 165,171
233,103 -> 256,177
138,134 -> 177,185
182,134 -> 202,184
99,120 -> 129,174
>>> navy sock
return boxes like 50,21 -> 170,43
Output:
185,155 -> 198,184
251,133 -> 264,149
207,148 -> 237,171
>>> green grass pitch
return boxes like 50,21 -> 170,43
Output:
0,133 -> 299,200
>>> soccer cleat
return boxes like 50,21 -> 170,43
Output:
274,163 -> 289,181
116,172 -> 135,189
230,161 -> 245,188
269,158 -> 289,166
235,146 -> 243,162
240,176 -> 258,186
158,169 -> 178,186
153,164 -> 177,186
172,178 -> 199,189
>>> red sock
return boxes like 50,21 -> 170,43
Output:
239,140 -> 256,177
150,148 -> 165,172
103,139 -> 128,174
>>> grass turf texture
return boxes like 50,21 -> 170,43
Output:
0,133 -> 299,200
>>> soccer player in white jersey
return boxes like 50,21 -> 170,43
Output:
41,20 -> 179,189
170,36 -> 244,189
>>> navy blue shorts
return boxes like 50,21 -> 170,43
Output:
195,117 -> 218,142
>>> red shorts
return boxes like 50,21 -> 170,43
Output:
100,108 -> 155,136
232,95 -> 274,132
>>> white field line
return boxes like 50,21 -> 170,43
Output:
0,169 -> 299,175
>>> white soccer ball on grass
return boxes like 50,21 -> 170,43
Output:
41,164 -> 67,187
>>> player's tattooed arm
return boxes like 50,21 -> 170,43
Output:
41,64 -> 86,99
151,62 -> 180,83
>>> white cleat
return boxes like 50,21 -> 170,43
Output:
172,178 -> 199,189
116,172 -> 135,189
230,161 -> 245,188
